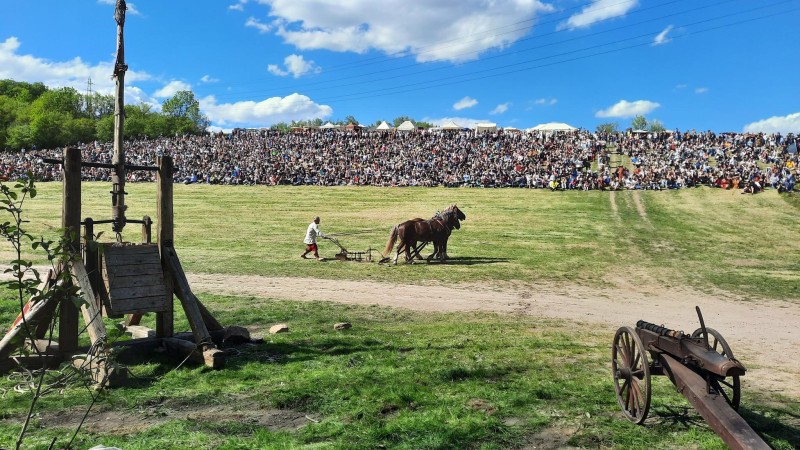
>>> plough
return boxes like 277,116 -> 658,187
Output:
611,306 -> 769,449
325,235 -> 374,262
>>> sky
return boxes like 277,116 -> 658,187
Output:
1,0 -> 799,134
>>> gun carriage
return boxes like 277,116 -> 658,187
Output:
611,307 -> 769,450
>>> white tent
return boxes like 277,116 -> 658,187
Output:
396,120 -> 415,131
529,122 -> 577,132
440,120 -> 463,130
319,122 -> 337,129
376,121 -> 392,130
475,122 -> 497,133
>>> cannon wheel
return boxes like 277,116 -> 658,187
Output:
690,327 -> 741,410
612,326 -> 651,424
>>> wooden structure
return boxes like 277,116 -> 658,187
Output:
1,150 -> 249,384
611,307 -> 769,450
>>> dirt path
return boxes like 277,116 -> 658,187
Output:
188,273 -> 800,400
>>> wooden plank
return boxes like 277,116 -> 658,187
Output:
1,283 -> 64,360
72,354 -> 128,388
105,263 -> 164,278
108,284 -> 169,301
0,354 -> 63,373
162,337 -> 224,369
105,252 -> 163,267
163,247 -> 216,356
71,261 -> 108,345
125,325 -> 155,339
106,272 -> 166,289
103,244 -> 161,256
105,296 -> 170,315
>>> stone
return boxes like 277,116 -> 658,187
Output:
269,323 -> 289,334
333,322 -> 352,330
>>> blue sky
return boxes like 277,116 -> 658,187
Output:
1,0 -> 798,133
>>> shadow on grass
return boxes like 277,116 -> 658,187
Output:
429,256 -> 509,265
222,337 -> 393,370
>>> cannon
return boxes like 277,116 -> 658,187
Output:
611,307 -> 769,450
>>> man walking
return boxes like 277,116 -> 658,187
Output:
301,216 -> 327,260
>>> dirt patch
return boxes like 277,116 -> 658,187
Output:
187,273 -> 800,400
16,395 -> 316,436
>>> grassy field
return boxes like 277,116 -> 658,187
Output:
1,182 -> 799,449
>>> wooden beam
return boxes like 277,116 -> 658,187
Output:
156,156 -> 175,338
60,147 -> 81,354
71,261 -> 108,345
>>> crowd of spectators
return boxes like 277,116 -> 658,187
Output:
1,128 -> 797,194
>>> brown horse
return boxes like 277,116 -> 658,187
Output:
382,205 -> 466,264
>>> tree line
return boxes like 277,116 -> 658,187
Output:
0,79 -> 209,151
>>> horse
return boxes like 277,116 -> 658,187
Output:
382,204 -> 466,264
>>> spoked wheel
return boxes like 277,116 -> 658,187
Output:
691,327 -> 741,410
612,326 -> 651,424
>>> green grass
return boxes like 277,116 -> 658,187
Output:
7,182 -> 800,300
1,182 -> 799,449
1,297 -> 797,449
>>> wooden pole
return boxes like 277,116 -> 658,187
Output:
111,0 -> 128,233
59,147 -> 81,353
156,156 -> 174,337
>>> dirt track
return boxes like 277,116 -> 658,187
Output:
187,273 -> 800,400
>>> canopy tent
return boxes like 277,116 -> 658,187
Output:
319,122 -> 337,129
474,122 -> 497,133
396,120 -> 415,131
440,120 -> 463,130
529,122 -> 577,132
503,127 -> 520,132
376,121 -> 392,130
632,129 -> 649,134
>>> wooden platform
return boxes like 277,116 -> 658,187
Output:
102,244 -> 170,316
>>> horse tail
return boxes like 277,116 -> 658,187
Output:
383,225 -> 399,257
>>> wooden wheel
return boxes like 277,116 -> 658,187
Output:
691,327 -> 741,410
612,326 -> 651,424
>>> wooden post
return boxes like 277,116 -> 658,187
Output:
83,217 -> 100,308
59,147 -> 81,354
142,215 -> 152,244
156,156 -> 174,338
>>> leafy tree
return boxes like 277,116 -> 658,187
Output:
649,120 -> 666,132
161,90 -> 209,134
144,114 -> 171,138
344,115 -> 358,125
416,121 -> 433,129
6,124 -> 33,150
95,115 -> 115,143
0,80 -> 47,103
30,87 -> 82,118
86,92 -> 115,118
631,115 -> 648,130
271,122 -> 290,132
63,118 -> 96,145
596,122 -> 619,134
30,111 -> 69,149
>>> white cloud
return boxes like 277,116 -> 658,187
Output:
674,84 -> 687,90
255,0 -> 554,63
743,112 -> 800,134
694,87 -> 708,94
200,93 -> 332,127
595,99 -> 660,118
153,80 -> 192,98
653,25 -> 673,46
229,0 -> 248,11
0,36 -> 151,95
267,54 -> 321,78
246,16 -> 272,33
200,75 -> 220,83
490,103 -> 510,115
534,98 -> 558,106
559,0 -> 638,30
453,96 -> 478,111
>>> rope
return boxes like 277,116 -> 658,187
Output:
326,228 -> 383,237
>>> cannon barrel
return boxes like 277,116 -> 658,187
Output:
635,320 -> 746,378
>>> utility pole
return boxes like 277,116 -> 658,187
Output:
85,77 -> 94,118
112,0 -> 128,234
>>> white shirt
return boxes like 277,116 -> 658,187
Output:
304,222 -> 325,244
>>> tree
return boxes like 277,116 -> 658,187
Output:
416,121 -> 433,129
596,122 -> 619,134
161,90 -> 209,134
344,115 -> 358,125
648,120 -> 666,132
30,87 -> 82,119
30,111 -> 69,149
6,124 -> 33,150
0,80 -> 47,103
63,118 -> 96,145
631,115 -> 648,130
